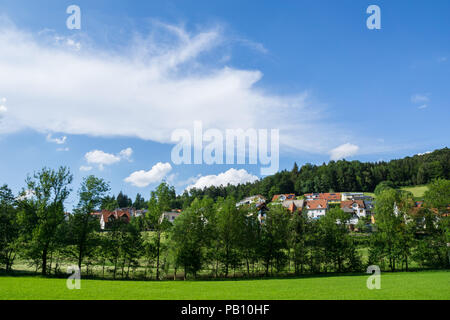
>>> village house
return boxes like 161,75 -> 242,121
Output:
318,193 -> 341,204
341,200 -> 367,217
271,194 -> 296,202
304,193 -> 320,200
236,195 -> 266,207
282,199 -> 304,213
161,209 -> 182,223
304,199 -> 328,219
237,195 -> 268,224
91,208 -> 132,230
341,192 -> 364,201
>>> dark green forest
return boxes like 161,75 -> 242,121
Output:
180,147 -> 449,205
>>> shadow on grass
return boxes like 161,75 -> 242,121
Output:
1,267 -> 447,283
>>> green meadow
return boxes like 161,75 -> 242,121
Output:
0,270 -> 448,300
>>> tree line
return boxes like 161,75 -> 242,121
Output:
1,166 -> 448,279
182,148 -> 450,206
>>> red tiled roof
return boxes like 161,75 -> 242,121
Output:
93,209 -> 131,223
305,199 -> 328,210
272,194 -> 296,202
318,193 -> 341,201
341,200 -> 365,209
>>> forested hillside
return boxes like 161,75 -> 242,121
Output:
181,148 -> 449,206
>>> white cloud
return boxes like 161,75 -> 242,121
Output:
16,189 -> 35,201
411,94 -> 429,104
56,147 -> 70,152
0,20 -> 350,155
119,147 -> 133,161
186,168 -> 259,191
329,143 -> 359,160
79,165 -> 93,172
46,133 -> 67,144
84,148 -> 133,170
0,97 -> 7,118
85,150 -> 121,170
417,151 -> 431,156
418,104 -> 428,110
124,162 -> 172,187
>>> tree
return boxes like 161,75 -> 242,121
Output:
101,195 -> 118,211
215,197 -> 241,277
413,179 -> 450,268
117,191 -> 132,208
133,193 -> 147,210
374,181 -> 395,196
318,207 -> 360,272
170,197 -> 213,279
424,179 -> 450,215
146,182 -> 174,280
238,205 -> 261,277
258,206 -> 290,276
0,185 -> 19,271
19,167 -> 73,275
67,176 -> 110,270
288,211 -> 309,274
371,189 -> 414,271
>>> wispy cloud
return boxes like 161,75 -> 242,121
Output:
79,165 -> 93,172
411,94 -> 429,104
0,19 -> 353,156
411,94 -> 430,110
46,133 -> 67,145
329,143 -> 359,161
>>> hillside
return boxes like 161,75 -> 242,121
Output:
182,148 -> 449,205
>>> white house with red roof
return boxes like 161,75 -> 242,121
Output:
304,199 -> 328,219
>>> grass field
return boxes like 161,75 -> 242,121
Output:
400,185 -> 428,198
361,185 -> 428,199
0,270 -> 448,300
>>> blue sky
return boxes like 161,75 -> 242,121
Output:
0,0 -> 449,208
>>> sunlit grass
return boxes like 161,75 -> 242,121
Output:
0,270 -> 448,300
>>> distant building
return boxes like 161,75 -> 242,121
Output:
305,199 -> 328,219
271,194 -> 296,202
319,193 -> 341,203
304,193 -> 320,200
161,210 -> 182,223
91,209 -> 131,230
305,193 -> 341,203
282,199 -> 304,213
236,195 -> 266,207
237,195 -> 268,224
341,193 -> 365,201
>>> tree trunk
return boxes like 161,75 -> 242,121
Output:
78,247 -> 83,270
156,231 -> 161,280
42,246 -> 48,275
246,257 -> 250,277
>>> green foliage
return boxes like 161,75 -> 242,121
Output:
0,185 -> 19,271
17,167 -> 73,275
183,148 -> 450,202
66,176 -> 110,269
